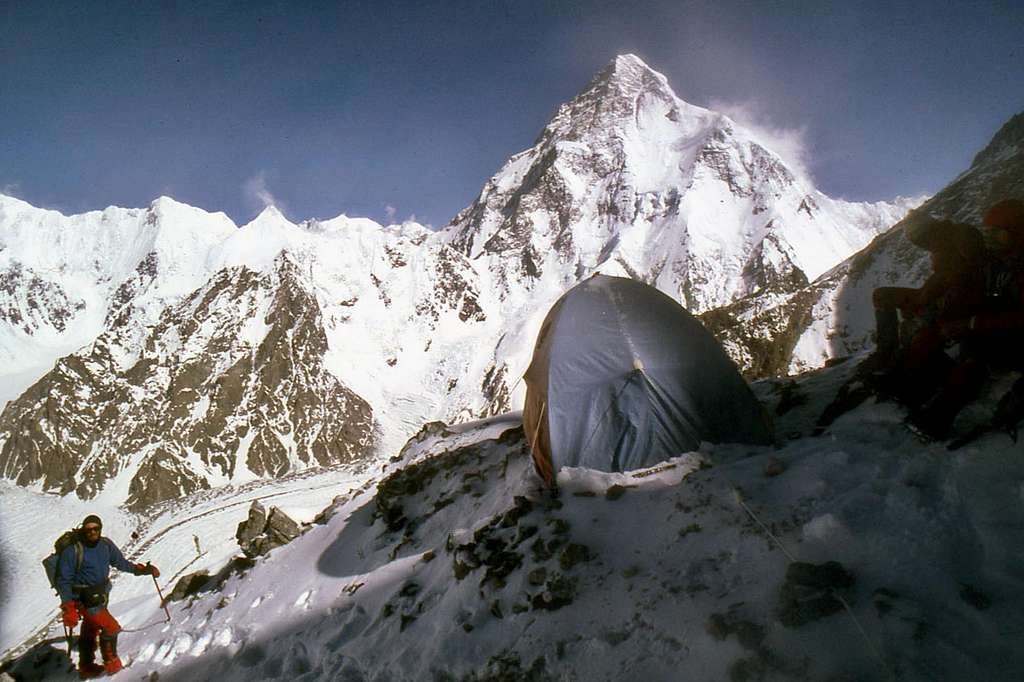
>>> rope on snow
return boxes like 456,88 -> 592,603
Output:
730,486 -> 896,682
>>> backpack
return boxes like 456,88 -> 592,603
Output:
42,529 -> 84,597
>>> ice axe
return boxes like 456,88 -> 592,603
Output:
148,563 -> 171,623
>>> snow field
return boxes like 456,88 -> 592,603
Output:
0,466 -> 365,660
116,398 -> 1024,679
4,366 -> 1024,680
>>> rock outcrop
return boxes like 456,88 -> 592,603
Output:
236,500 -> 303,557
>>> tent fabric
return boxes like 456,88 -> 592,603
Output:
523,275 -> 772,486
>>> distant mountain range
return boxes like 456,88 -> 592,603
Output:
3,55 -> 1019,510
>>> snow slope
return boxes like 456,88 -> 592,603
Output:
4,362 -> 1023,681
0,464 -> 368,658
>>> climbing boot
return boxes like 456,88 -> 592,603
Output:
101,632 -> 123,674
78,661 -> 105,679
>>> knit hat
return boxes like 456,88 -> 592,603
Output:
82,514 -> 103,529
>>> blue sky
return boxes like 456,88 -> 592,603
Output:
2,1 -> 1021,227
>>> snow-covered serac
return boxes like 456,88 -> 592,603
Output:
0,55 -> 917,507
445,54 -> 915,311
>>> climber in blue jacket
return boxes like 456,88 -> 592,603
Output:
57,514 -> 161,678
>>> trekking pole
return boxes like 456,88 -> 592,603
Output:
150,569 -> 171,623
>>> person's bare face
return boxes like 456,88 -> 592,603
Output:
83,524 -> 102,540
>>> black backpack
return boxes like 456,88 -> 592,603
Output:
42,529 -> 84,597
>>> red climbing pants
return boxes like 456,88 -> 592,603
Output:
78,605 -> 122,672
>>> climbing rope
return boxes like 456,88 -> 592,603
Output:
120,618 -> 170,634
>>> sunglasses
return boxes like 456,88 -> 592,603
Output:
83,526 -> 102,533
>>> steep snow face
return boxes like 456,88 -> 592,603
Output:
445,54 -> 912,313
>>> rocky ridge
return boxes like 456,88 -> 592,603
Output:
0,255 -> 374,509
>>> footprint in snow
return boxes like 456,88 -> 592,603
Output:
135,642 -> 156,664
294,590 -> 313,609
172,633 -> 194,657
215,627 -> 234,647
152,639 -> 174,663
191,631 -> 213,657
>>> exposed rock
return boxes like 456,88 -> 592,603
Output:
264,507 -> 301,546
238,504 -> 302,557
166,571 -> 212,603
605,485 -> 629,501
531,574 -> 576,611
706,610 -> 766,651
236,501 -> 268,548
557,543 -> 592,570
777,561 -> 855,627
311,494 -> 349,525
0,254 -> 376,510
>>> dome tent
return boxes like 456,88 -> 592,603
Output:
523,275 -> 772,486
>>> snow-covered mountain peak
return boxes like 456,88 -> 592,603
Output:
541,54 -> 710,147
313,214 -> 385,236
603,53 -> 672,92
246,204 -> 292,228
146,195 -> 234,228
445,56 -> 911,316
218,205 -> 303,270
0,193 -> 39,218
590,53 -> 677,102
149,194 -> 197,214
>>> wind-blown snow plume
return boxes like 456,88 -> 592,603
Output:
710,98 -> 814,182
243,172 -> 285,214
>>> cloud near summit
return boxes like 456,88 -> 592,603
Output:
243,172 -> 286,215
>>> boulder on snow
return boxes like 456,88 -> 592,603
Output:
167,571 -> 212,603
235,500 -> 267,547
265,506 -> 301,544
312,493 -> 349,525
165,556 -> 259,605
777,561 -> 855,627
237,503 -> 302,557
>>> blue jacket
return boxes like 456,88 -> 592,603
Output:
57,536 -> 139,603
